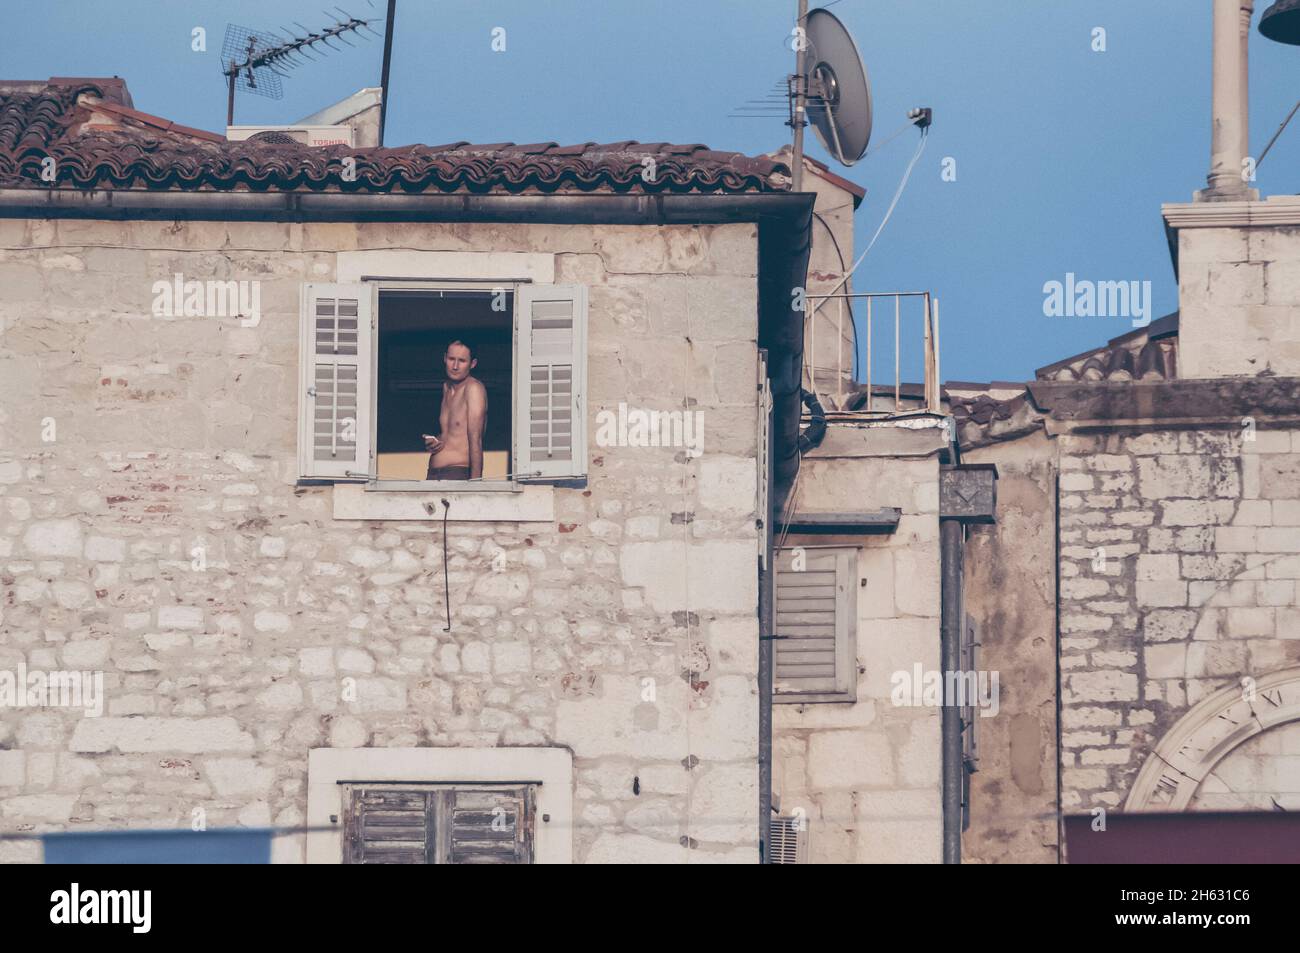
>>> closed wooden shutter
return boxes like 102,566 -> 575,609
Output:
447,788 -> 534,864
343,785 -> 534,864
514,284 -> 587,481
345,788 -> 434,864
773,547 -> 856,702
298,283 -> 372,479
757,351 -> 772,570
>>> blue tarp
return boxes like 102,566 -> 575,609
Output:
43,828 -> 273,864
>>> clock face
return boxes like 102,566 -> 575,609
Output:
1189,720 -> 1300,812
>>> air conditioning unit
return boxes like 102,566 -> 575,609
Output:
226,125 -> 354,147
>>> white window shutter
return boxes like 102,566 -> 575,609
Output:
298,283 -> 372,480
773,547 -> 857,702
514,284 -> 587,481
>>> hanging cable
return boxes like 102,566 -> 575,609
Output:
441,498 -> 451,632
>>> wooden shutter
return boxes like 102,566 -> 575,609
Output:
299,283 -> 372,479
345,787 -> 434,864
773,547 -> 856,702
514,284 -> 587,481
343,785 -> 534,864
446,788 -> 534,864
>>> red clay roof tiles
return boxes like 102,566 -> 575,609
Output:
0,80 -> 792,195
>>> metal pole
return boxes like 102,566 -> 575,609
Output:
934,297 -> 942,414
790,0 -> 809,191
379,0 -> 397,147
940,517 -> 964,864
758,398 -> 776,862
865,297 -> 872,407
924,293 -> 933,411
894,294 -> 900,413
226,71 -> 236,127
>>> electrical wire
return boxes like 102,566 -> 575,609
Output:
812,210 -> 859,383
441,498 -> 451,631
838,125 -> 929,297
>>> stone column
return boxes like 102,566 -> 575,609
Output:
1199,0 -> 1258,200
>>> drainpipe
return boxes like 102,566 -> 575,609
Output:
758,398 -> 776,862
939,517 -> 964,863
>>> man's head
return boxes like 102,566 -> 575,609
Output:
443,339 -> 477,382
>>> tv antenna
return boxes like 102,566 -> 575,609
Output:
221,6 -> 384,126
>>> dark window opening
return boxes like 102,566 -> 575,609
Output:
376,289 -> 513,481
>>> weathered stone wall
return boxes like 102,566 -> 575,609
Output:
961,431 -> 1059,864
1057,427 -> 1300,812
0,217 -> 763,863
1176,220 -> 1300,378
772,423 -> 944,863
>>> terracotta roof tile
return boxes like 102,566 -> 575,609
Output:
0,81 -> 792,195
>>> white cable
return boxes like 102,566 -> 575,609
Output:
821,126 -> 929,303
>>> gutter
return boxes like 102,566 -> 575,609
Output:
0,187 -> 812,225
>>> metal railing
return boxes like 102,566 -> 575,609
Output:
805,291 -> 941,414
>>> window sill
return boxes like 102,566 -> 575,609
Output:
332,482 -> 555,522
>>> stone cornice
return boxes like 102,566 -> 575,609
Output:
1162,195 -> 1300,229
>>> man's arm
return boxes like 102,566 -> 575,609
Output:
466,380 -> 487,479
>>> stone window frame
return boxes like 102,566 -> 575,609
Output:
304,251 -> 576,523
305,746 -> 574,864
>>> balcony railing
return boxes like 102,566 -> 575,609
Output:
805,290 -> 941,415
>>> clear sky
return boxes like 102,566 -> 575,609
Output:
6,1 -> 1300,383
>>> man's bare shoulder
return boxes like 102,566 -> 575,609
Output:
465,377 -> 488,398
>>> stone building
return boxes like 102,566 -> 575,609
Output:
0,76 -> 821,863
953,0 -> 1300,864
2,0 -> 1297,868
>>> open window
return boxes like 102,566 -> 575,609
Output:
297,281 -> 587,488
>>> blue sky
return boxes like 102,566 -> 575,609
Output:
6,1 -> 1300,383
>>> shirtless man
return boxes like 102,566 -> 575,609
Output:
424,339 -> 487,481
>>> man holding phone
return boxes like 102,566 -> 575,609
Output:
424,338 -> 487,481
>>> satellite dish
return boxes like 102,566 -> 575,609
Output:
803,8 -> 873,166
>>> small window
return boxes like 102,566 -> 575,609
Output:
298,281 -> 587,487
343,783 -> 536,864
773,546 -> 857,703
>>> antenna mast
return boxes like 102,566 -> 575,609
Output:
222,10 -> 382,126
790,0 -> 809,191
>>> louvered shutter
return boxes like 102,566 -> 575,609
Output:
769,815 -> 808,864
446,788 -> 534,864
514,284 -> 587,481
298,283 -> 372,479
773,547 -> 856,702
343,785 -> 534,864
345,788 -> 434,864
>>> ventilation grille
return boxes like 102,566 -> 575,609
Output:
769,815 -> 807,864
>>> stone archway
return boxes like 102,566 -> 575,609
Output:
1125,667 -> 1300,811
